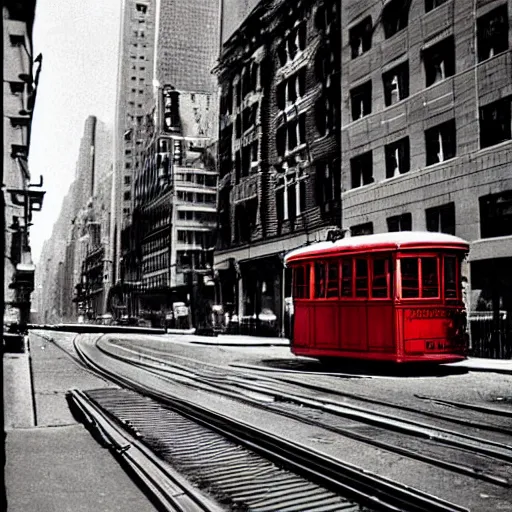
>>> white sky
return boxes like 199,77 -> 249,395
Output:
28,0 -> 121,262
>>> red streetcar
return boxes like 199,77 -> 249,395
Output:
284,232 -> 470,364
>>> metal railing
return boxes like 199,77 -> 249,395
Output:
469,312 -> 512,359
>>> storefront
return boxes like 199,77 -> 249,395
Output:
470,256 -> 512,359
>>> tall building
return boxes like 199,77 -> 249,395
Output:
214,0 -> 342,335
35,184 -> 75,323
37,116 -> 112,323
3,0 -> 45,331
340,0 -> 512,357
108,0 -> 158,304
109,0 -> 220,326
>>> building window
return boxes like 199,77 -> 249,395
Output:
385,137 -> 410,178
479,190 -> 512,238
383,0 -> 410,39
125,162 -> 131,169
242,145 -> 251,177
425,119 -> 456,165
124,175 -> 131,186
383,62 -> 409,106
351,151 -> 373,188
423,37 -> 455,87
124,191 -> 131,201
9,82 -> 24,95
136,3 -> 147,14
351,222 -> 374,236
349,17 -> 372,59
426,202 -> 455,235
276,81 -> 286,110
387,213 -> 412,232
477,5 -> 509,62
315,91 -> 336,136
234,152 -> 241,183
350,81 -> 372,121
276,126 -> 287,157
479,96 -> 512,148
9,34 -> 25,46
235,80 -> 242,107
315,162 -> 339,207
425,0 -> 448,12
235,116 -> 242,138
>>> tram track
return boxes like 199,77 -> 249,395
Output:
68,388 -> 224,512
33,331 -> 511,510
95,338 -> 512,489
110,335 -> 512,436
72,337 -> 470,512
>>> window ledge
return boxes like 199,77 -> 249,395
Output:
477,138 -> 512,156
423,156 -> 458,170
284,142 -> 308,159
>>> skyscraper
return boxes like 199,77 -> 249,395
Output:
108,0 -> 220,323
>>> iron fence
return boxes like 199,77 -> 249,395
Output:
469,312 -> 512,359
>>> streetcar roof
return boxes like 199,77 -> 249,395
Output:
284,231 -> 469,264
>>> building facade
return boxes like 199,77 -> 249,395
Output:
340,0 -> 512,356
214,0 -> 342,335
3,0 -> 44,332
110,0 -> 220,327
36,117 -> 112,323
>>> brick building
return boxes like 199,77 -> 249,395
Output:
340,0 -> 512,356
214,0 -> 341,335
3,0 -> 44,331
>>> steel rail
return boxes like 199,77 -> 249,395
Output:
95,341 -> 512,466
102,336 -> 512,435
94,345 -> 511,488
74,337 -> 469,512
67,388 -> 223,512
414,395 -> 512,419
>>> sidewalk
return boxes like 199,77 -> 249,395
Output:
3,332 -> 157,512
450,357 -> 512,375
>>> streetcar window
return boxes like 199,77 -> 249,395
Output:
315,262 -> 326,298
444,256 -> 457,299
326,261 -> 339,297
372,258 -> 389,298
421,257 -> 439,298
293,265 -> 310,298
341,258 -> 353,297
401,258 -> 419,298
355,258 -> 368,297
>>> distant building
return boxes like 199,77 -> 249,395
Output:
340,0 -> 512,357
110,0 -> 220,326
214,0 -> 342,335
3,0 -> 45,331
37,116 -> 112,322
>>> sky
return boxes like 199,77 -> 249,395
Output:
28,0 -> 121,263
